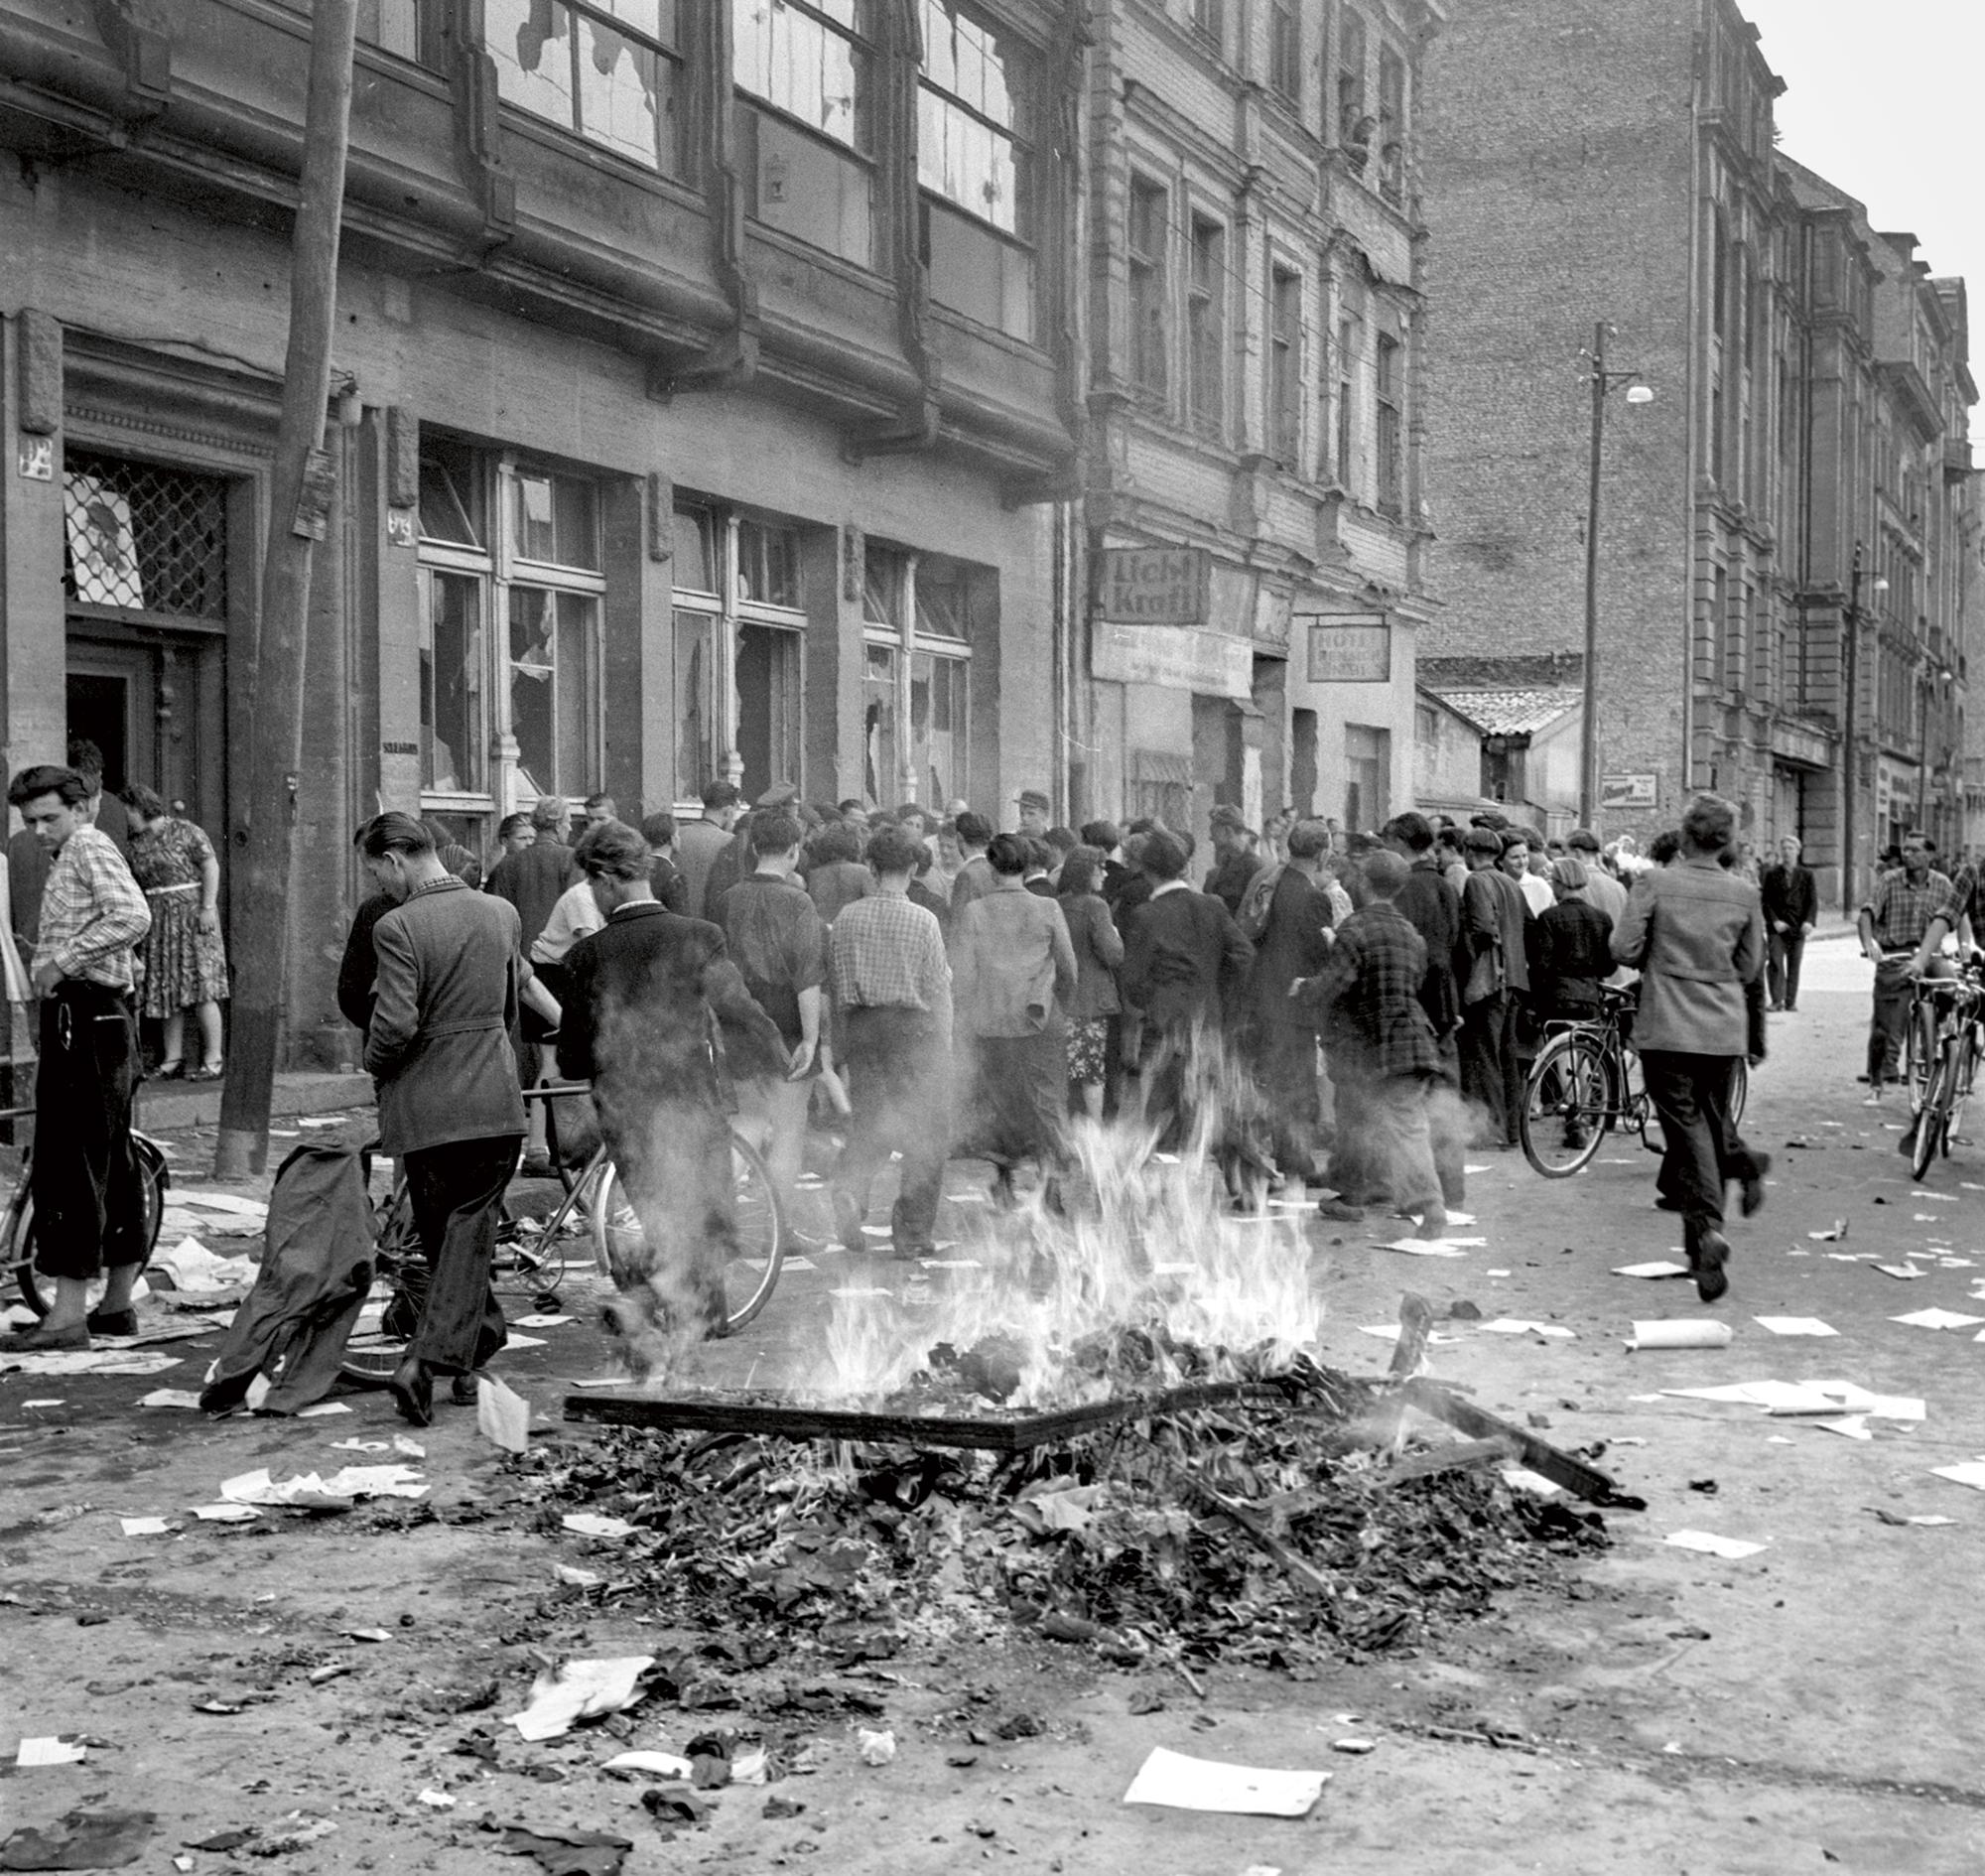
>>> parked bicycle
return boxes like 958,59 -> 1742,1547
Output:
338,1083 -> 785,1387
0,1104 -> 171,1318
1905,956 -> 1985,1178
1520,985 -> 1749,1178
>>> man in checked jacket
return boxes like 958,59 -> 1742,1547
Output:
1295,849 -> 1449,1241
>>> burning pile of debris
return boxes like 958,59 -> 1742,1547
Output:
522,1324 -> 1610,1672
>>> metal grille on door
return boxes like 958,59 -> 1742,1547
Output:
62,450 -> 228,618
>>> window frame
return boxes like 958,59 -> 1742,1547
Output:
1267,264 -> 1303,466
732,0 -> 877,157
1267,0 -> 1299,103
1336,5 -> 1368,152
485,0 -> 685,178
916,0 -> 1038,243
861,543 -> 974,809
1186,212 -> 1226,439
1127,173 -> 1170,404
1375,329 -> 1402,515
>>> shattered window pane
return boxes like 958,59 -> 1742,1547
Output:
487,0 -> 680,174
917,0 -> 1031,236
732,0 -> 871,151
422,570 -> 485,795
510,587 -> 599,800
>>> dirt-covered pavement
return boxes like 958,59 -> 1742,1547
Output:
6,937 -> 1985,1874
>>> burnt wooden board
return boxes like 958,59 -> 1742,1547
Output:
563,1379 -> 1280,1451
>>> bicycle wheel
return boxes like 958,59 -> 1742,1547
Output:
1911,1042 -> 1958,1180
1520,1030 -> 1611,1177
15,1138 -> 170,1318
591,1133 -> 786,1335
338,1184 -> 427,1387
1906,996 -> 1938,1115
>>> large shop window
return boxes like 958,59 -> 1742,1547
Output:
733,0 -> 876,266
671,507 -> 806,808
486,0 -> 682,175
861,545 -> 975,809
417,442 -> 604,823
918,0 -> 1037,340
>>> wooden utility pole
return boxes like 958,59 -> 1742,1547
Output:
214,0 -> 359,1177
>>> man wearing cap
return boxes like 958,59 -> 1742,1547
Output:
1456,826 -> 1528,1145
1566,828 -> 1627,926
1203,806 -> 1264,917
947,811 -> 996,915
1013,790 -> 1052,840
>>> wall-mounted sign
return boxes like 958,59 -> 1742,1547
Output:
1303,614 -> 1391,684
1098,547 -> 1211,624
1091,621 -> 1252,699
1601,773 -> 1659,811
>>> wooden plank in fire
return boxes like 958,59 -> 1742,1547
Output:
1396,1379 -> 1619,1505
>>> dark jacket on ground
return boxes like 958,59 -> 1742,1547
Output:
484,837 -> 575,950
365,878 -> 528,1155
1122,885 -> 1255,1033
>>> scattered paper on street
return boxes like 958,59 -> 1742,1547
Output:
1929,1461 -> 1985,1492
189,1502 -> 261,1523
1375,1238 -> 1478,1257
331,1439 -> 389,1453
1121,1746 -> 1330,1817
295,1402 -> 351,1418
1891,1308 -> 1985,1331
150,1237 -> 257,1293
1753,1317 -> 1838,1337
1357,1325 -> 1461,1345
602,1749 -> 696,1778
1806,1222 -> 1847,1242
16,1736 -> 87,1768
1873,1264 -> 1926,1280
1478,1319 -> 1575,1338
173,1191 -> 269,1218
118,1516 -> 172,1537
1814,1416 -> 1872,1440
1664,1530 -> 1769,1559
218,1465 -> 427,1509
514,1315 -> 572,1328
477,1376 -> 532,1454
1661,1380 -> 1923,1420
562,1512 -> 637,1539
508,1656 -> 654,1741
1614,1261 -> 1690,1278
502,1333 -> 547,1349
3,1350 -> 183,1377
138,1389 -> 205,1411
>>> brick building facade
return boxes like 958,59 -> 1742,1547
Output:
1075,0 -> 1440,849
1418,0 -> 1978,902
0,0 -> 1083,1065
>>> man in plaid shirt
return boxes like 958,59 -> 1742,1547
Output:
1856,832 -> 1952,1101
827,825 -> 953,1258
1296,850 -> 1449,1240
7,763 -> 152,1349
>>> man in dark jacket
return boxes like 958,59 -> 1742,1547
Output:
362,814 -> 528,1425
1759,834 -> 1818,1012
1202,805 -> 1263,915
1456,826 -> 1530,1146
559,820 -> 786,1346
1296,851 -> 1449,1240
1123,830 -> 1254,1150
483,795 -> 575,951
1241,818 -> 1335,1183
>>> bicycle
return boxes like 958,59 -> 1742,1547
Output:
0,1104 -> 171,1318
1906,957 -> 1985,1178
337,1083 -> 785,1386
1520,986 -> 1749,1178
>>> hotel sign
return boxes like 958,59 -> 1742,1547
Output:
1303,614 -> 1392,683
1097,547 -> 1211,624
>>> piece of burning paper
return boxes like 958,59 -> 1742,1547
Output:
1752,1317 -> 1838,1337
1664,1530 -> 1769,1560
1122,1746 -> 1330,1818
1614,1262 -> 1691,1278
477,1376 -> 531,1454
509,1657 -> 654,1741
1892,1308 -> 1985,1332
16,1737 -> 87,1768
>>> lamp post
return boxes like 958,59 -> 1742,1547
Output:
1839,542 -> 1888,917
1579,322 -> 1654,828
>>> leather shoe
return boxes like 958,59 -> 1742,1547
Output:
451,1372 -> 478,1407
85,1307 -> 139,1338
1693,1230 -> 1730,1303
388,1356 -> 435,1427
9,1320 -> 90,1351
1740,1152 -> 1772,1218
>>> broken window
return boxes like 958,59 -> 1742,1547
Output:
918,0 -> 1034,238
732,0 -> 872,151
485,0 -> 682,175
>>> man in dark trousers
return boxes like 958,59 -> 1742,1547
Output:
1612,794 -> 1768,1302
1202,805 -> 1263,916
1239,817 -> 1335,1185
484,794 -> 576,952
558,820 -> 785,1347
1760,834 -> 1817,1012
1381,810 -> 1466,1207
6,764 -> 151,1349
1456,825 -> 1529,1146
1296,850 -> 1449,1241
827,825 -> 954,1258
362,814 -> 528,1425
1122,830 -> 1254,1150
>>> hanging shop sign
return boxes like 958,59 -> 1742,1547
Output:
1097,547 -> 1211,624
1302,614 -> 1391,683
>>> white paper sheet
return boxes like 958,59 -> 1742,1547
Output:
562,1512 -> 636,1538
602,1749 -> 696,1778
1664,1529 -> 1768,1559
296,1402 -> 352,1418
189,1502 -> 261,1523
118,1516 -> 172,1536
138,1388 -> 204,1409
1874,1264 -> 1926,1280
151,1237 -> 258,1293
477,1376 -> 531,1454
1375,1239 -> 1473,1258
508,1656 -> 654,1741
1628,1320 -> 1734,1350
4,1350 -> 183,1377
1478,1319 -> 1575,1339
1892,1308 -> 1985,1331
1752,1317 -> 1838,1337
1613,1261 -> 1691,1278
1929,1461 -> 1985,1492
513,1314 -> 573,1328
173,1191 -> 269,1218
16,1736 -> 86,1767
1121,1746 -> 1330,1817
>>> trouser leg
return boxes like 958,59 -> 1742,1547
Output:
1641,1051 -> 1724,1254
1783,935 -> 1804,1008
1498,997 -> 1525,1144
31,988 -> 145,1282
1362,1076 -> 1444,1220
1766,933 -> 1787,1006
403,1135 -> 519,1373
1869,959 -> 1912,1084
1259,1024 -> 1321,1178
1457,994 -> 1507,1139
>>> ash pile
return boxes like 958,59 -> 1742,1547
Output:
518,1320 -> 1611,1675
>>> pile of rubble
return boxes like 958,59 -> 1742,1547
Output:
516,1331 -> 1610,1674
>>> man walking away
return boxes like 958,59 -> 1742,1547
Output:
642,811 -> 691,914
1382,811 -> 1466,1205
828,825 -> 953,1258
361,814 -> 529,1423
558,821 -> 785,1353
676,781 -> 741,919
950,831 -> 1078,1205
6,764 -> 150,1349
1761,835 -> 1817,1012
1296,851 -> 1448,1241
1456,827 -> 1528,1145
1856,832 -> 1951,1103
715,812 -> 827,1218
1611,794 -> 1768,1303
1203,805 -> 1264,916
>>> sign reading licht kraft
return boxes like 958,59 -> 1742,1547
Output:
1303,615 -> 1391,683
1098,547 -> 1211,624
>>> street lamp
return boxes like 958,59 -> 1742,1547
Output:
1580,322 -> 1654,828
1839,542 -> 1888,916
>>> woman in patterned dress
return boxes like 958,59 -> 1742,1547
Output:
118,784 -> 227,1079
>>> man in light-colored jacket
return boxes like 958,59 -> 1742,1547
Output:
1611,793 -> 1768,1303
